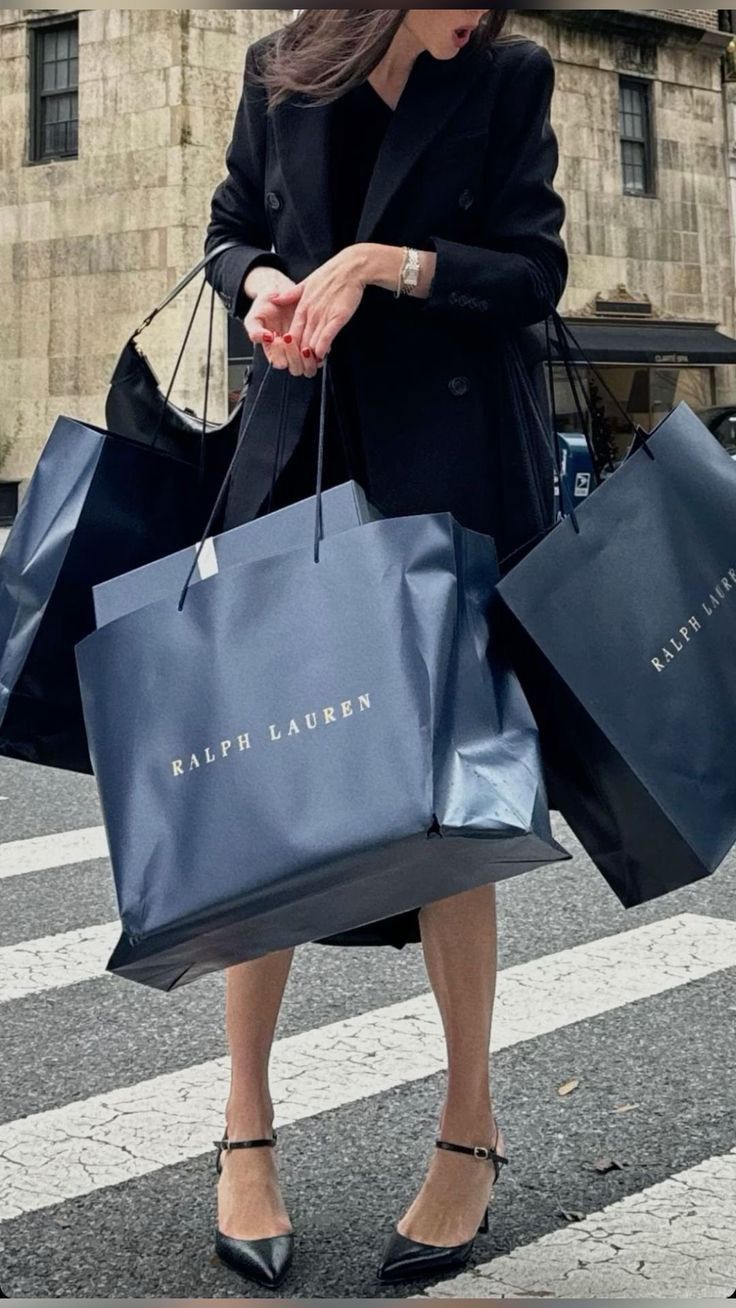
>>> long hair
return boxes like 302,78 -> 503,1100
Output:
251,9 -> 509,109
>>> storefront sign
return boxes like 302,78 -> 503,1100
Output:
654,353 -> 690,363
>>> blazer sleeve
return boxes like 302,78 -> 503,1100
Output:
421,42 -> 567,330
203,41 -> 288,322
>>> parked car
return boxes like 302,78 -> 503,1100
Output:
696,405 -> 736,457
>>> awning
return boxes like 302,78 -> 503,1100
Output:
550,320 -> 736,366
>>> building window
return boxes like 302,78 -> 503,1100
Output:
619,77 -> 654,196
30,18 -> 79,162
552,364 -> 715,462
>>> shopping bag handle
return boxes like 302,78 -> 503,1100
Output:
176,355 -> 335,610
546,309 -> 654,465
504,332 -> 581,534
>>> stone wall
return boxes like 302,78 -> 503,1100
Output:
513,12 -> 735,401
0,7 -> 288,482
651,10 -> 720,30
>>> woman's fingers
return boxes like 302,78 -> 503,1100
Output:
247,286 -> 325,377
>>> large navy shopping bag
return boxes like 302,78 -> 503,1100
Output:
75,367 -> 568,992
0,415 -> 235,774
497,391 -> 736,909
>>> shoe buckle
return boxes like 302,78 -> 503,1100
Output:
473,1145 -> 491,1160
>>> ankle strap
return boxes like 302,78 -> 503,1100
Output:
436,1137 -> 509,1182
214,1131 -> 277,1174
214,1133 -> 277,1151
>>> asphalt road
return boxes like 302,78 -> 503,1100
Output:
1,744 -> 735,1300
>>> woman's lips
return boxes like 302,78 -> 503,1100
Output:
452,26 -> 471,47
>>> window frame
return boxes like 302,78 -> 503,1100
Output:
28,14 -> 79,164
618,74 -> 655,198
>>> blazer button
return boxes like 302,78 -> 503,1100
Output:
449,291 -> 458,305
458,188 -> 475,210
266,191 -> 282,210
449,376 -> 470,397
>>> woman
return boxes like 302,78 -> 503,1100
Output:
203,7 -> 567,1290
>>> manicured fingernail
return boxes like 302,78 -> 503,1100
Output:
263,333 -> 274,343
282,333 -> 293,344
302,347 -> 311,357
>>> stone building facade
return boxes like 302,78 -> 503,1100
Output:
511,9 -> 736,457
0,7 -> 288,498
1,7 -> 736,498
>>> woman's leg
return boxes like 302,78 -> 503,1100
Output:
397,883 -> 504,1246
217,948 -> 295,1239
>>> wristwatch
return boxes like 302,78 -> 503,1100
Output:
395,246 -> 421,298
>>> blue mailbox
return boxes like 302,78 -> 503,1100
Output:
554,433 -> 594,514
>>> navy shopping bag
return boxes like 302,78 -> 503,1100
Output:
497,319 -> 736,907
0,240 -> 257,774
0,415 -> 235,774
75,363 -> 569,991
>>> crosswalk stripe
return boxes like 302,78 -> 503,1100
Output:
422,1143 -> 736,1299
1,912 -> 734,1222
0,826 -> 108,880
0,922 -> 118,1004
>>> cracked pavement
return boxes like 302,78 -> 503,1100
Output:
1,760 -> 736,1297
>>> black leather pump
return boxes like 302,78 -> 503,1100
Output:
213,1131 -> 294,1289
377,1133 -> 509,1285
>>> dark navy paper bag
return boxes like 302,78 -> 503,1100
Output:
497,401 -> 736,908
0,415 -> 234,773
75,508 -> 568,991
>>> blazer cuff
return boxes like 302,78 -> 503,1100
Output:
220,246 -> 289,320
422,234 -> 559,328
422,235 -> 493,319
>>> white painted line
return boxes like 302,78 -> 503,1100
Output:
0,825 -> 108,880
0,922 -> 118,1004
422,1145 -> 736,1299
0,913 -> 734,1221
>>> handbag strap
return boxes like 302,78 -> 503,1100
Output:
132,237 -> 245,338
132,238 -> 244,457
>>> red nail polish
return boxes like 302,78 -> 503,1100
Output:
263,333 -> 274,343
282,333 -> 293,344
302,348 -> 311,357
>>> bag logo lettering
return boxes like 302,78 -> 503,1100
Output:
170,693 -> 372,775
650,571 -> 736,672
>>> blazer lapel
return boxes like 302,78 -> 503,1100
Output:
271,39 -> 492,264
272,94 -> 336,266
355,41 -> 491,245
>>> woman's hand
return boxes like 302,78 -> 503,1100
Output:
266,247 -> 369,366
242,266 -> 320,378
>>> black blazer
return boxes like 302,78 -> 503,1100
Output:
204,29 -> 568,564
